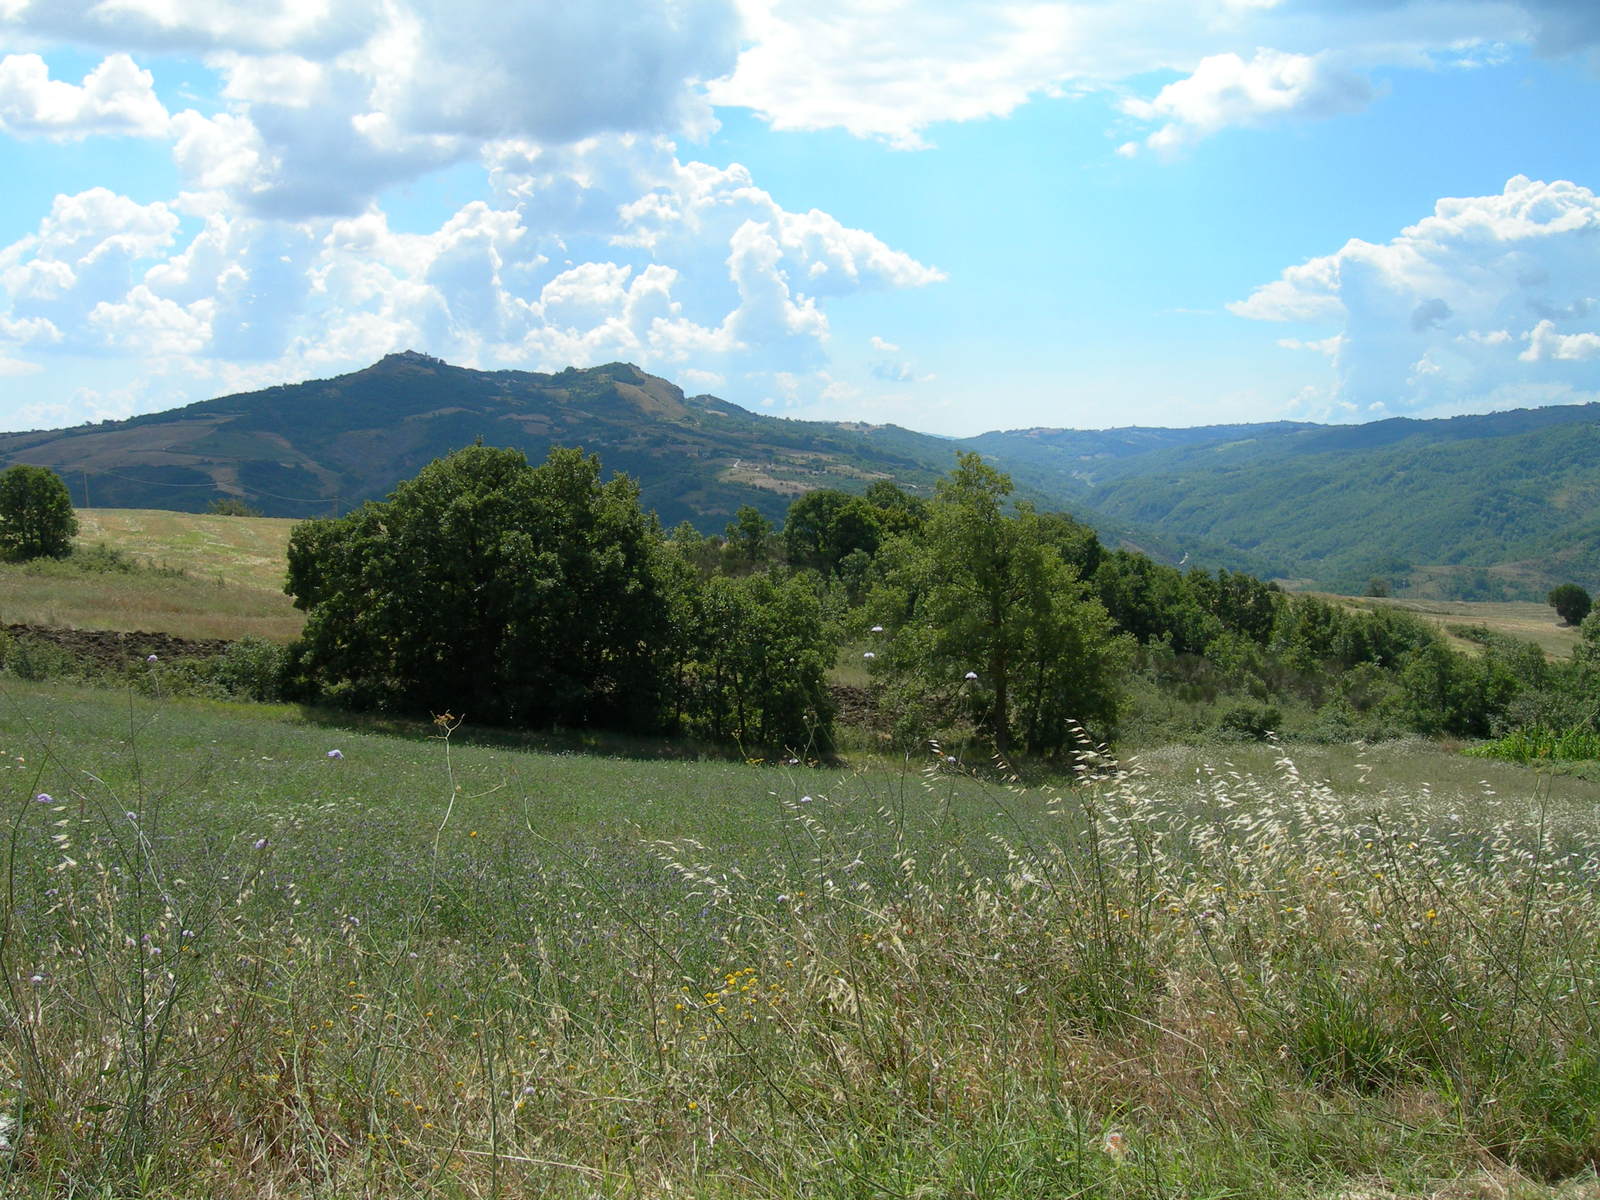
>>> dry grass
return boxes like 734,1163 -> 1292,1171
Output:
74,508 -> 297,594
1329,594 -> 1580,660
0,566 -> 303,642
4,695 -> 1600,1198
0,508 -> 304,642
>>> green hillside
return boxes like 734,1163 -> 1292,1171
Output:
6,354 -> 1600,597
0,353 -> 965,531
976,404 -> 1600,597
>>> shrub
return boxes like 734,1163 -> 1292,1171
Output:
1214,700 -> 1281,741
213,637 -> 289,702
3,635 -> 77,681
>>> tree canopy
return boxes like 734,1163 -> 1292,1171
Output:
868,453 -> 1128,757
284,443 -> 839,754
1548,583 -> 1592,626
286,445 -> 669,728
0,464 -> 77,560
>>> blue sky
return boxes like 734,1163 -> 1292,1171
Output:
2,1 -> 1599,436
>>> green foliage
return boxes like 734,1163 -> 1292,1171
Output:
722,504 -> 777,570
0,464 -> 77,560
1214,701 -> 1282,741
206,496 -> 264,517
286,444 -> 671,729
211,636 -> 288,702
1396,640 -> 1517,738
861,479 -> 927,537
1096,552 -> 1222,655
781,489 -> 882,575
1465,726 -> 1600,765
679,570 -> 837,755
283,444 -> 839,751
2,635 -> 77,681
869,453 -> 1129,756
1548,582 -> 1593,625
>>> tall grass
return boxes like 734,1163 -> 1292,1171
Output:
2,685 -> 1600,1197
1467,726 -> 1600,766
1,549 -> 302,644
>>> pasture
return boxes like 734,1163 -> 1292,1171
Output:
3,677 -> 1600,1198
1335,593 -> 1580,660
0,509 -> 303,642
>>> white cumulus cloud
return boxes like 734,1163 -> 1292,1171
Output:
0,52 -> 168,138
1233,176 -> 1600,415
1121,48 -> 1373,154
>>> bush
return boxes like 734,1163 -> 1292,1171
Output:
213,637 -> 289,702
3,635 -> 77,681
1214,701 -> 1281,741
207,497 -> 264,517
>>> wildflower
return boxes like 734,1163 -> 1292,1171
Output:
1425,909 -> 1437,921
1102,1129 -> 1128,1161
253,838 -> 268,850
33,793 -> 51,804
964,671 -> 978,680
862,651 -> 876,660
798,795 -> 813,804
870,625 -> 884,633
327,749 -> 344,760
125,811 -> 138,822
146,654 -> 158,664
28,974 -> 43,985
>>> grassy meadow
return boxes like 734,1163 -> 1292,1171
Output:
4,677 -> 1600,1198
1331,594 -> 1580,660
1,510 -> 303,642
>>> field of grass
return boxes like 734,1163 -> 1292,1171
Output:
1331,593 -> 1581,659
4,677 -> 1600,1198
1,509 -> 303,642
74,509 -> 298,593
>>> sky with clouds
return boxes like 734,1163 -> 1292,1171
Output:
1,0 -> 1598,435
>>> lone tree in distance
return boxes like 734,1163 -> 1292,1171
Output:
1548,583 -> 1592,627
0,464 -> 77,560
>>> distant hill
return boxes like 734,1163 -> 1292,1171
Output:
0,353 -> 970,530
4,353 -> 1600,599
974,404 -> 1600,598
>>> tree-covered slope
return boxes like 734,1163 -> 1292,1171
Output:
0,353 -> 970,530
6,352 -> 1600,597
978,404 -> 1600,596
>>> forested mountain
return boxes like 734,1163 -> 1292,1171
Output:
974,404 -> 1600,597
0,353 -> 965,530
4,352 -> 1600,597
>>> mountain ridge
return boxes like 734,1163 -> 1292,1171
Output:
4,354 -> 1599,599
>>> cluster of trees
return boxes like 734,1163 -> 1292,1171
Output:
1549,583 -> 1592,626
281,442 -> 1600,760
6,446 -> 1592,761
284,446 -> 836,755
